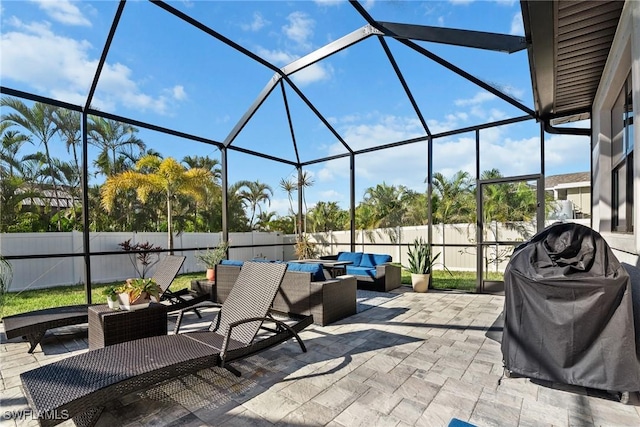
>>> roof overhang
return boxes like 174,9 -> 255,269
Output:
521,0 -> 624,124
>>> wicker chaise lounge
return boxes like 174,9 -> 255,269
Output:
20,262 -> 312,427
3,255 -> 203,353
3,304 -> 92,353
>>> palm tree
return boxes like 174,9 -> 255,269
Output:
52,108 -> 81,174
432,171 -> 474,265
88,116 -> 146,176
0,121 -> 31,177
307,201 -> 346,233
182,155 -> 221,183
255,211 -> 276,231
236,180 -> 273,229
299,170 -> 314,233
101,155 -> 213,252
1,98 -> 63,229
361,182 -> 408,242
279,177 -> 297,234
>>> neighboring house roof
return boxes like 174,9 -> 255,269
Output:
545,172 -> 591,190
19,187 -> 79,208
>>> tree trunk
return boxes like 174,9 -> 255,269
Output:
167,193 -> 174,255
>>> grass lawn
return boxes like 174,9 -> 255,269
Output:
0,272 -> 203,318
1,269 -> 504,319
401,269 -> 503,292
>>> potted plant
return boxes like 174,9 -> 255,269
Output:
102,285 -> 120,309
195,240 -> 229,281
294,234 -> 317,260
117,278 -> 161,310
404,237 -> 443,293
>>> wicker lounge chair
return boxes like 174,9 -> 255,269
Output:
20,262 -> 312,427
2,255 -> 202,353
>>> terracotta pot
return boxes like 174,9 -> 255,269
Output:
206,268 -> 215,281
411,273 -> 430,293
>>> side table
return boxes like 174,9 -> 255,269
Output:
190,279 -> 215,301
88,303 -> 167,350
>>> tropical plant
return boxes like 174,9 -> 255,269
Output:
102,285 -> 119,302
119,239 -> 162,278
404,237 -> 441,274
237,179 -> 273,229
294,234 -> 317,260
195,240 -> 229,268
101,155 -> 213,252
1,98 -> 63,229
119,277 -> 161,304
0,255 -> 13,318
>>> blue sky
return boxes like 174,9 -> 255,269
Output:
1,0 -> 591,216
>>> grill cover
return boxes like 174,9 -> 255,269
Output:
501,222 -> 640,391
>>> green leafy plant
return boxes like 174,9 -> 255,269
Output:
102,285 -> 119,302
195,240 -> 229,268
0,255 -> 13,318
120,278 -> 161,304
404,237 -> 442,274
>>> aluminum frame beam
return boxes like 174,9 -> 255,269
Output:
378,21 -> 527,53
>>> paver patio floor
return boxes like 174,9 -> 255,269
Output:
2,288 -> 639,426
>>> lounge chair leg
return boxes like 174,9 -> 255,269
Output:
173,311 -> 185,334
224,364 -> 242,377
27,331 -> 44,354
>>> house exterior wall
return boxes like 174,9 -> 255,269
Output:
566,187 -> 591,217
592,0 -> 640,261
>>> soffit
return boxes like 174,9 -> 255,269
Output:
521,0 -> 624,123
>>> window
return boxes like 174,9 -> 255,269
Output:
612,73 -> 634,232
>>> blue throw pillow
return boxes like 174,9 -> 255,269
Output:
286,262 -> 325,281
373,254 -> 391,265
220,259 -> 244,266
359,253 -> 377,268
337,251 -> 363,267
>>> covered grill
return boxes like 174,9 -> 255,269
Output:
501,222 -> 640,395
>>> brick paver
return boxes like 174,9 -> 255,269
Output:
1,288 -> 638,426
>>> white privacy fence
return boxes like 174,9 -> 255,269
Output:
1,219 -> 588,292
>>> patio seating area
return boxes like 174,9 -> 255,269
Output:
2,287 -> 638,427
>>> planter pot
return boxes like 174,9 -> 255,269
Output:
117,293 -> 151,311
206,268 -> 215,282
107,297 -> 119,310
411,273 -> 430,293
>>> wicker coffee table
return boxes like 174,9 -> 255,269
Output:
88,303 -> 167,350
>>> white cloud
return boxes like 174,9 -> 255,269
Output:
241,12 -> 269,32
32,0 -> 91,26
171,85 -> 187,101
256,47 -> 296,65
283,11 -> 314,50
291,63 -> 332,86
510,11 -> 524,35
1,18 -> 184,115
455,92 -> 496,107
314,0 -> 344,7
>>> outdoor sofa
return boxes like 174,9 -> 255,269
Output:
215,261 -> 357,326
320,252 -> 401,292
